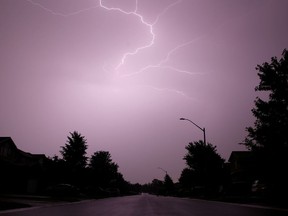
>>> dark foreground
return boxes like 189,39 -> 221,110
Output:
0,194 -> 287,216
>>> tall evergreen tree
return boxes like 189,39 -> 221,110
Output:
164,173 -> 174,195
60,131 -> 88,170
89,151 -> 119,187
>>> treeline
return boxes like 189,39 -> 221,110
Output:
143,49 -> 288,206
178,49 -> 288,202
243,49 -> 288,203
8,49 -> 286,203
42,131 -> 139,198
142,141 -> 227,198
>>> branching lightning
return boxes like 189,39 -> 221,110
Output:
120,38 -> 205,78
26,0 -> 99,17
99,0 -> 199,99
26,0 -> 201,99
99,0 -> 191,76
99,0 -> 156,72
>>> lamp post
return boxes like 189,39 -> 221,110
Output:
158,167 -> 167,175
180,117 -> 206,145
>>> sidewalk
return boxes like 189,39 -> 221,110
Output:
206,195 -> 288,211
0,194 -> 74,211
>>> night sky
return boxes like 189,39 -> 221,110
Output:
1,0 -> 288,184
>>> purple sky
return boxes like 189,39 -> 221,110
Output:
1,0 -> 288,184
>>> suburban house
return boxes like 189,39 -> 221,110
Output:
227,151 -> 258,194
0,137 -> 47,194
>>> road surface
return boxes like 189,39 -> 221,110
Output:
0,194 -> 287,216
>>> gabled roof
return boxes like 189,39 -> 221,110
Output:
0,137 -> 17,149
0,137 -> 46,163
0,137 -> 13,143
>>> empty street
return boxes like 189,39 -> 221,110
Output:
0,194 -> 287,216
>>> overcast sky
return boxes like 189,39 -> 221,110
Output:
1,0 -> 288,184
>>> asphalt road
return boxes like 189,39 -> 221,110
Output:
0,194 -> 287,216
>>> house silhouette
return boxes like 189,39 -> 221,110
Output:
228,151 -> 258,195
0,137 -> 47,194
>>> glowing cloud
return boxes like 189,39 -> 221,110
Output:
99,0 -> 156,72
99,0 -> 200,98
26,0 -> 201,99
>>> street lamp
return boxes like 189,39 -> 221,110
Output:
180,117 -> 206,145
157,167 -> 167,175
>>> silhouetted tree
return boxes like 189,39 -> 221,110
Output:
164,173 -> 174,195
60,131 -> 88,187
126,183 -> 142,195
60,131 -> 88,170
183,140 -> 225,196
45,155 -> 67,186
244,49 -> 288,198
179,168 -> 194,189
147,179 -> 164,195
89,151 -> 119,188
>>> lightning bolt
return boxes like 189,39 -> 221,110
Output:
26,0 -> 99,17
99,0 -> 187,74
99,0 -> 200,99
99,0 -> 156,72
120,38 -> 205,78
26,0 -> 201,99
